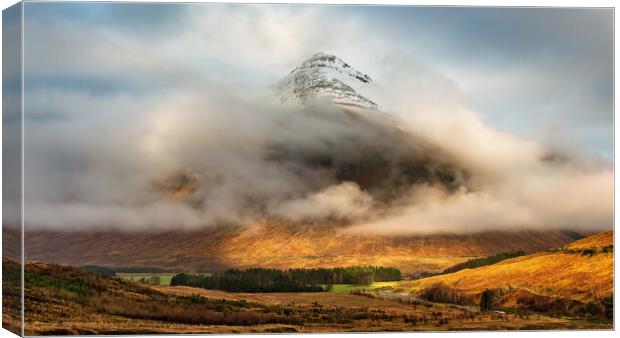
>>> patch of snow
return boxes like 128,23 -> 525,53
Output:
276,52 -> 381,110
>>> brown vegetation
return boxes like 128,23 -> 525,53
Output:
420,283 -> 475,306
399,231 -> 613,321
564,231 -> 612,250
3,258 -> 610,334
25,221 -> 581,274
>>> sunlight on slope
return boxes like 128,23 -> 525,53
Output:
398,231 -> 613,302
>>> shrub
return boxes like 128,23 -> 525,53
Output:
80,265 -> 116,277
91,294 -> 303,326
480,289 -> 494,312
421,283 -> 474,306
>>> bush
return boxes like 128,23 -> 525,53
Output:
80,265 -> 116,277
91,294 -> 303,326
421,283 -> 474,306
480,289 -> 493,312
514,290 -> 588,316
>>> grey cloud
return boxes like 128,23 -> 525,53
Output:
20,4 -> 613,234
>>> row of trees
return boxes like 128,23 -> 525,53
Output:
80,265 -> 116,277
441,251 -> 525,274
171,266 -> 401,293
284,266 -> 401,285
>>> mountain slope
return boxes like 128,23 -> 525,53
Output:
398,231 -> 613,305
25,221 -> 582,274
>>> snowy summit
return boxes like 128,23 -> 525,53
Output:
276,53 -> 381,110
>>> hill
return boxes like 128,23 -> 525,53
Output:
4,258 -> 306,335
4,258 -> 610,334
24,221 -> 583,274
396,231 -> 613,317
564,231 -> 613,250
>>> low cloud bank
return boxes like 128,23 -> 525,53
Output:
22,76 -> 612,234
16,4 -> 612,235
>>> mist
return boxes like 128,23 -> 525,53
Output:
21,74 -> 612,234
19,4 -> 612,235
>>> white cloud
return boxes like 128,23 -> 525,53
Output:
20,4 -> 613,234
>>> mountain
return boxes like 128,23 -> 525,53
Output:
20,53 -> 597,280
25,222 -> 583,274
397,231 -> 612,315
276,52 -> 381,110
271,53 -> 470,202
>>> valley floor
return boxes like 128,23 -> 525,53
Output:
4,230 -> 613,334
22,285 -> 611,335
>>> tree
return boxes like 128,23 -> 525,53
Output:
480,289 -> 494,312
357,272 -> 374,285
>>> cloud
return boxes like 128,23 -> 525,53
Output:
270,182 -> 373,221
345,169 -> 612,235
19,4 -> 613,235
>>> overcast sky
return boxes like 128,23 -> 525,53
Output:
23,3 -> 613,158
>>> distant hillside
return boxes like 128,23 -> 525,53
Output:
397,231 -> 613,317
441,250 -> 525,274
25,220 -> 582,273
564,231 -> 613,250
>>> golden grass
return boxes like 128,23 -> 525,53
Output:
152,285 -> 607,331
26,222 -> 580,274
564,230 -> 612,250
6,257 -> 612,334
398,231 -> 613,303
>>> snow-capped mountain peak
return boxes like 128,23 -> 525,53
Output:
276,53 -> 381,110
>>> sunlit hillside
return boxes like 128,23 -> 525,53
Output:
25,221 -> 582,274
398,231 -> 613,304
564,231 -> 613,250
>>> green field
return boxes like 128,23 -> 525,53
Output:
116,273 -> 175,285
327,281 -> 400,293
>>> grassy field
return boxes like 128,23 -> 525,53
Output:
12,258 -> 595,335
328,282 -> 400,293
153,284 -> 610,331
394,231 -> 613,321
116,272 -> 175,285
6,253 -> 612,335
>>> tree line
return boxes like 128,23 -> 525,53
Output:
171,266 -> 401,293
441,251 -> 525,274
79,265 -> 176,275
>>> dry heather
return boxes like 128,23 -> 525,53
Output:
3,258 -> 610,334
398,231 -> 613,319
25,221 -> 581,274
564,231 -> 613,250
